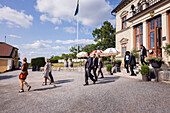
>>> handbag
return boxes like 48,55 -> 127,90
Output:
19,72 -> 27,79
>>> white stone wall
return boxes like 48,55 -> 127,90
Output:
114,0 -> 170,63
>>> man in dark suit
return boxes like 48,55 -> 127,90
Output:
129,53 -> 136,76
97,55 -> 104,78
84,53 -> 96,86
124,51 -> 130,73
140,44 -> 147,65
92,54 -> 98,81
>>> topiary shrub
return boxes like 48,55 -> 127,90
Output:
140,65 -> 150,76
106,64 -> 112,72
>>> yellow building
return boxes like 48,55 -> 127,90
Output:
112,0 -> 170,63
0,42 -> 20,72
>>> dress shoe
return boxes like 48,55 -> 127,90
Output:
83,83 -> 89,86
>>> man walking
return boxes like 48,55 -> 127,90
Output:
124,51 -> 130,73
140,44 -> 147,65
92,54 -> 98,81
49,59 -> 54,83
97,55 -> 104,78
84,53 -> 96,86
129,53 -> 136,76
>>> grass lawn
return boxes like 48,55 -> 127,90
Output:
52,62 -> 85,67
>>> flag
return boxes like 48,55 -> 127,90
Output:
74,0 -> 79,16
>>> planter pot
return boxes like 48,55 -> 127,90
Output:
115,63 -> 121,67
142,75 -> 149,81
151,61 -> 162,68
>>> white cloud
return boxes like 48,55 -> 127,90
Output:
0,6 -> 33,28
108,19 -> 116,28
40,14 -> 61,24
23,40 -> 51,49
8,34 -> 21,38
63,27 -> 76,34
52,46 -> 67,50
56,39 -> 95,45
35,0 -> 112,26
54,26 -> 59,30
80,27 -> 91,35
0,4 -> 2,8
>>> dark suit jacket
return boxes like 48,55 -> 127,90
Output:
85,57 -> 93,70
92,57 -> 98,68
129,55 -> 136,66
141,47 -> 147,57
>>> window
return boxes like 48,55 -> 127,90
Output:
134,24 -> 143,50
122,16 -> 127,29
149,16 -> 162,49
121,43 -> 127,56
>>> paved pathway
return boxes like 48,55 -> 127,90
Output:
0,70 -> 170,113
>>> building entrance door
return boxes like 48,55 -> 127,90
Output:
148,16 -> 162,57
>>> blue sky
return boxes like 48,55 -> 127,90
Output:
0,0 -> 121,62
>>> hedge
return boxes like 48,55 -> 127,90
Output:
31,57 -> 45,67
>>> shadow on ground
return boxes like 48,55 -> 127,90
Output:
97,76 -> 120,84
54,79 -> 74,84
0,75 -> 17,80
32,85 -> 61,92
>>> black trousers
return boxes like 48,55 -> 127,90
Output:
93,67 -> 98,81
130,66 -> 135,75
141,56 -> 147,65
85,69 -> 95,84
98,67 -> 104,78
125,61 -> 129,73
49,72 -> 54,83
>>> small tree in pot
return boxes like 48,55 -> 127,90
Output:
106,64 -> 112,75
140,65 -> 150,81
163,43 -> 170,67
114,60 -> 122,67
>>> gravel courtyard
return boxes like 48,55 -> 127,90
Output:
0,70 -> 170,113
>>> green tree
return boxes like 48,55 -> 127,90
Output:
82,44 -> 97,54
92,21 -> 116,50
69,45 -> 82,58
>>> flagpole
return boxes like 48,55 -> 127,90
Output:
77,11 -> 79,59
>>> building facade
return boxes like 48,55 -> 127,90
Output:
112,0 -> 170,64
0,42 -> 20,72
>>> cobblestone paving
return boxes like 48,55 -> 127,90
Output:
0,70 -> 170,113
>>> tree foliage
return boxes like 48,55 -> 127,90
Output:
92,21 -> 115,50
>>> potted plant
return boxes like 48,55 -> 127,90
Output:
114,60 -> 122,67
106,64 -> 112,75
163,43 -> 170,67
140,65 -> 150,81
147,57 -> 164,68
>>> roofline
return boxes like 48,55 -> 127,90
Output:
126,0 -> 169,22
0,42 -> 19,50
112,0 -> 133,14
0,56 -> 13,59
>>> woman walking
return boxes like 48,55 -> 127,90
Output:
19,57 -> 31,93
42,59 -> 51,85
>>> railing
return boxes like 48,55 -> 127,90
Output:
148,0 -> 161,6
131,0 -> 162,16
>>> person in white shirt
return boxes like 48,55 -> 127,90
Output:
124,51 -> 130,73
